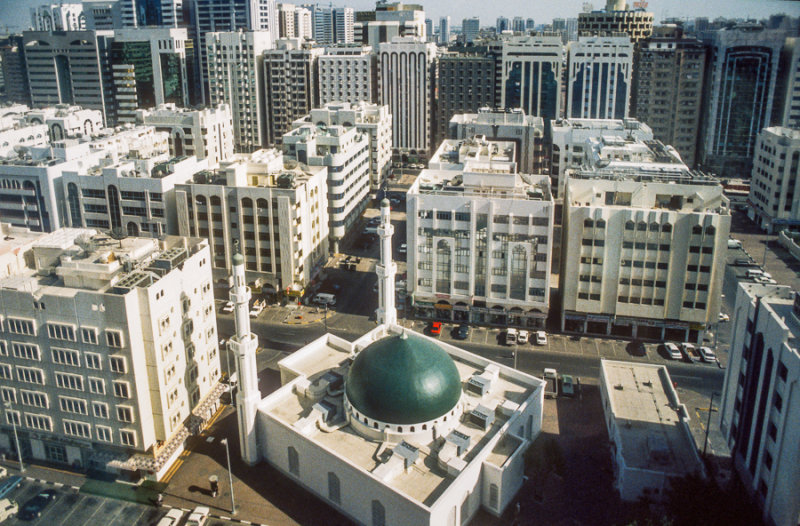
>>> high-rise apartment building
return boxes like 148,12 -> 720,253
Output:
775,38 -> 800,130
449,109 -> 545,176
278,3 -> 312,40
206,30 -> 272,153
500,34 -> 564,123
22,30 -> 115,126
578,0 -> 653,43
283,122 -> 370,250
378,37 -> 436,157
719,282 -> 800,526
747,127 -> 800,233
121,0 -> 182,27
566,36 -> 634,120
0,229 -> 222,478
317,45 -> 375,106
439,16 -> 450,45
634,27 -> 706,167
30,3 -> 86,31
699,25 -> 786,177
407,136 -> 554,327
294,102 -> 392,191
0,35 -> 30,105
175,148 -> 330,289
462,17 -> 480,44
136,103 -> 234,168
110,28 -> 198,123
560,170 -> 730,342
374,1 -> 426,39
435,50 -> 497,146
424,18 -> 433,42
82,0 -> 123,30
263,38 -> 322,145
511,17 -> 525,33
497,17 -> 509,33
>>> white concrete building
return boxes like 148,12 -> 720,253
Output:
206,31 -> 273,153
560,170 -> 731,342
550,118 -> 654,197
499,34 -> 565,122
243,199 -> 544,525
317,45 -> 375,106
293,102 -> 392,191
82,0 -> 122,30
720,283 -> 800,526
30,3 -> 86,31
136,103 -> 234,169
407,136 -> 554,328
0,230 -> 222,480
566,36 -> 634,120
62,152 -> 207,238
283,122 -> 370,251
120,0 -> 182,27
278,3 -> 312,40
175,149 -> 329,294
0,223 -> 44,280
23,105 -> 105,142
0,122 -> 49,158
600,360 -> 705,502
449,108 -> 545,177
378,37 -> 436,158
748,127 -> 800,234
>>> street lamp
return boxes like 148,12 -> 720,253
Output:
703,392 -> 720,457
220,438 -> 236,515
3,401 -> 24,473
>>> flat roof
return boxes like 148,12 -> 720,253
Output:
601,360 -> 703,476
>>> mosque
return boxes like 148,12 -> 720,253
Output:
227,199 -> 545,526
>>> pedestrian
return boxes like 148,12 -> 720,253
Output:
156,493 -> 163,507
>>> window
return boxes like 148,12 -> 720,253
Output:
17,366 -> 45,385
0,341 -> 6,356
96,426 -> 113,442
59,396 -> 87,415
92,402 -> 109,419
20,390 -> 48,408
25,413 -> 53,431
0,387 -> 15,403
12,343 -> 40,361
7,318 -> 35,335
328,472 -> 340,504
116,405 -> 134,423
109,356 -> 127,374
105,330 -> 123,348
55,372 -> 83,391
5,410 -> 20,426
774,392 -> 783,412
288,446 -> 299,475
113,381 -> 130,399
47,323 -> 76,341
778,362 -> 788,381
768,422 -> 777,441
88,377 -> 105,395
120,430 -> 136,446
0,364 -> 10,380
81,327 -> 98,345
85,353 -> 102,370
64,420 -> 91,438
489,484 -> 499,509
51,348 -> 80,367
436,211 -> 452,220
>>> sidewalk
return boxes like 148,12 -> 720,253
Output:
0,460 -> 85,491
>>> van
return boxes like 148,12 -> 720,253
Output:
745,269 -> 764,279
727,239 -> 743,249
313,293 -> 337,306
505,328 -> 518,345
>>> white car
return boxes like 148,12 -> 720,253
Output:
535,331 -> 547,345
221,301 -> 234,314
0,498 -> 18,522
698,346 -> 717,363
681,342 -> 697,362
664,342 -> 682,360
249,304 -> 264,318
156,508 -> 185,526
0,467 -> 6,478
517,330 -> 529,344
718,313 -> 730,322
186,506 -> 210,526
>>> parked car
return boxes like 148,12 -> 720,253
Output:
429,321 -> 442,336
698,346 -> 717,363
627,340 -> 646,356
186,506 -> 210,526
19,490 -> 57,520
0,498 -> 17,523
681,342 -> 697,363
0,477 -> 22,501
0,467 -> 5,479
248,303 -> 264,318
664,342 -> 682,360
517,330 -> 529,345
718,312 -> 730,322
505,328 -> 518,345
535,331 -> 548,345
561,375 -> 576,397
221,301 -> 234,314
455,323 -> 470,340
156,508 -> 185,526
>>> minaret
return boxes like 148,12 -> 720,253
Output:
227,242 -> 262,465
376,198 -> 397,326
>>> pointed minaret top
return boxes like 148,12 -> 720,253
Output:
232,239 -> 244,267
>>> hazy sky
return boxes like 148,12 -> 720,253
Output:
2,0 -> 798,32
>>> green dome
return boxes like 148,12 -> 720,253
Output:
346,333 -> 462,425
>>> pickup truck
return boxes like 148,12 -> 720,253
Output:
543,368 -> 558,398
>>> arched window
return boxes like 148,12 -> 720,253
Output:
661,223 -> 672,233
241,197 -> 253,209
650,222 -> 659,232
596,219 -> 606,229
328,472 -> 340,504
625,220 -> 635,231
371,500 -> 385,526
210,196 -> 221,207
692,225 -> 703,235
583,219 -> 594,228
287,446 -> 299,476
705,226 -> 715,235
195,195 -> 207,206
637,221 -> 647,231
127,222 -> 139,236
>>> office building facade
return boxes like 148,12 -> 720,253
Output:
500,34 -> 564,123
435,51 -> 497,146
317,45 -> 375,106
747,127 -> 800,233
566,36 -> 634,120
